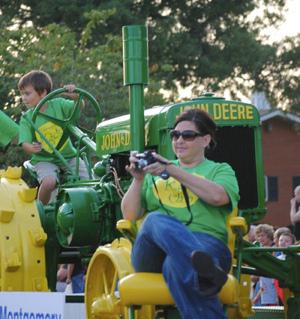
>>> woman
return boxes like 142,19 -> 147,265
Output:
121,109 -> 239,319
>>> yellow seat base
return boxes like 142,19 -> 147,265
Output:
119,272 -> 239,306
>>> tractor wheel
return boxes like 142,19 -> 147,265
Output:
0,167 -> 48,291
85,238 -> 133,319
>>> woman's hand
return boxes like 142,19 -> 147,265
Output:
125,151 -> 146,180
122,151 -> 146,220
143,152 -> 170,176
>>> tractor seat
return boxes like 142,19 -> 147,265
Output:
119,272 -> 239,306
117,215 -> 249,309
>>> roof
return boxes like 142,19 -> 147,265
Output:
260,109 -> 300,124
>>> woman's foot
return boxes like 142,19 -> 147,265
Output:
191,250 -> 228,297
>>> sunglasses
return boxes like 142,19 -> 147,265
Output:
170,130 -> 204,141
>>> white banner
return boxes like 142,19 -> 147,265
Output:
0,292 -> 65,319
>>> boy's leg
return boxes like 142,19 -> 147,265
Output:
34,162 -> 59,204
68,158 -> 90,179
133,212 -> 231,319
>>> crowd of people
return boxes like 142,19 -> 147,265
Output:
249,186 -> 300,306
56,262 -> 86,294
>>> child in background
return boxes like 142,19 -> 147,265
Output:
255,224 -> 274,247
66,262 -> 85,293
18,70 -> 89,204
274,227 -> 292,247
273,227 -> 292,256
56,264 -> 67,292
274,231 -> 296,304
251,224 -> 278,306
277,232 -> 296,260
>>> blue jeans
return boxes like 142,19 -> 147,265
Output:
71,272 -> 85,293
132,212 -> 231,319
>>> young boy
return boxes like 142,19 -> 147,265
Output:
278,231 -> 296,258
18,70 -> 89,204
274,231 -> 296,304
274,226 -> 292,249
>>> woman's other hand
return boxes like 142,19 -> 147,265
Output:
143,152 -> 170,177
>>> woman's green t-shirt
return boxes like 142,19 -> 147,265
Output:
141,159 -> 240,243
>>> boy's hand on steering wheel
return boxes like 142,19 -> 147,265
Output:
61,84 -> 78,101
63,84 -> 76,92
22,142 -> 42,154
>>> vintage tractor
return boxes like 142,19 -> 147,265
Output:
1,25 -> 300,319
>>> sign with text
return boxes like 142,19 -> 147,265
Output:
0,292 -> 64,319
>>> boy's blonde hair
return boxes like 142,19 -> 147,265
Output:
18,70 -> 53,95
255,224 -> 274,240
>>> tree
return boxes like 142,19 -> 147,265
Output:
0,7 -> 165,165
1,0 -> 300,112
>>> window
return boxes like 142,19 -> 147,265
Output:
265,176 -> 278,202
292,176 -> 300,192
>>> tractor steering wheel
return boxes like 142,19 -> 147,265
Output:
31,87 -> 102,159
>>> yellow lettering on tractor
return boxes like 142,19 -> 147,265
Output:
101,132 -> 130,151
229,104 -> 238,120
213,104 -> 222,120
180,104 -> 209,113
179,103 -> 255,122
246,106 -> 254,120
237,105 -> 246,119
222,104 -> 230,120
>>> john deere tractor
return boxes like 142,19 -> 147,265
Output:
1,25 -> 300,319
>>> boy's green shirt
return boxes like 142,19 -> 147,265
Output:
141,158 -> 240,243
19,97 -> 77,164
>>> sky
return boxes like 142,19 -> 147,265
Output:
264,0 -> 300,42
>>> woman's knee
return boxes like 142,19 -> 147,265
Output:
140,212 -> 167,233
143,211 -> 161,223
142,212 -> 182,233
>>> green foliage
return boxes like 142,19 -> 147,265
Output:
0,145 -> 29,169
0,5 -> 165,165
1,0 -> 300,164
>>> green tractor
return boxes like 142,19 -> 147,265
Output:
1,25 -> 300,319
